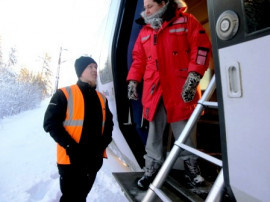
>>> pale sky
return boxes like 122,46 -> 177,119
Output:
0,0 -> 111,87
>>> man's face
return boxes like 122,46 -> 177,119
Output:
144,0 -> 165,17
80,63 -> 97,86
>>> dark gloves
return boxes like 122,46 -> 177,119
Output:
181,72 -> 201,103
128,80 -> 138,100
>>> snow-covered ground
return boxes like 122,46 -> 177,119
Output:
0,99 -> 129,202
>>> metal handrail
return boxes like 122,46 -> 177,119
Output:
142,75 -> 224,202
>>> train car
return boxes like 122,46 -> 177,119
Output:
94,0 -> 270,201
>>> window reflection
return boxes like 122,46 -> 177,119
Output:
99,56 -> 113,84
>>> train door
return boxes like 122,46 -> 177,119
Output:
208,0 -> 270,201
97,0 -> 148,169
96,0 -> 145,171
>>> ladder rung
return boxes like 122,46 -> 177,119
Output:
175,143 -> 223,167
198,101 -> 218,108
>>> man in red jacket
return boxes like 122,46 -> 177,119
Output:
127,0 -> 211,190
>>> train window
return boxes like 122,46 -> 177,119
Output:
99,53 -> 113,84
243,0 -> 270,33
98,0 -> 121,84
99,59 -> 113,84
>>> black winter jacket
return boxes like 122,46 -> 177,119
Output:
43,80 -> 113,173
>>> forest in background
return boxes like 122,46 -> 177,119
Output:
0,37 -> 53,119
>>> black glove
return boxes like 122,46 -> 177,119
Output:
181,72 -> 201,103
127,80 -> 138,100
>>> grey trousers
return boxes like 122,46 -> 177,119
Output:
144,99 -> 198,176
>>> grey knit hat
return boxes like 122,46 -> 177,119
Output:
74,56 -> 97,77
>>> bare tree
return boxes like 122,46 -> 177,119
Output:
39,53 -> 53,96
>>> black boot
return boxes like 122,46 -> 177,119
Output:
184,158 -> 205,186
137,174 -> 156,190
137,162 -> 160,190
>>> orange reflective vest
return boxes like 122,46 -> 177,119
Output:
57,84 -> 107,165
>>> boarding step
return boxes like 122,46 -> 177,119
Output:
113,171 -> 212,202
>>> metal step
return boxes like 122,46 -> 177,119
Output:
113,171 -> 212,202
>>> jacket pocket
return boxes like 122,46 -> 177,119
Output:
140,34 -> 152,56
169,27 -> 189,53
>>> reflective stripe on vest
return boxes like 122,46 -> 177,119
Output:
57,84 -> 107,164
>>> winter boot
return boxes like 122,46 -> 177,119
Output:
137,174 -> 156,190
137,162 -> 160,190
184,158 -> 205,186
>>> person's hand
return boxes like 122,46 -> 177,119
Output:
181,72 -> 201,103
128,80 -> 138,100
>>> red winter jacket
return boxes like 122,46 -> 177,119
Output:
127,9 -> 211,123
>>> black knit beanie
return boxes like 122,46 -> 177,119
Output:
74,56 -> 97,78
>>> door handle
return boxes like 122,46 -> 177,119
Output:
226,62 -> 242,98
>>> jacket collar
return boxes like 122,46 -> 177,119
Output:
139,8 -> 185,32
77,80 -> 96,91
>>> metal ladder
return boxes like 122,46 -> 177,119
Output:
142,75 -> 224,202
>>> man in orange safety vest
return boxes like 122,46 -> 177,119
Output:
44,56 -> 113,202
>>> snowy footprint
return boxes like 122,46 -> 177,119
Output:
27,180 -> 52,201
26,175 -> 60,202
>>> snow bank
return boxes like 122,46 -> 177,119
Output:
0,99 -> 128,202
